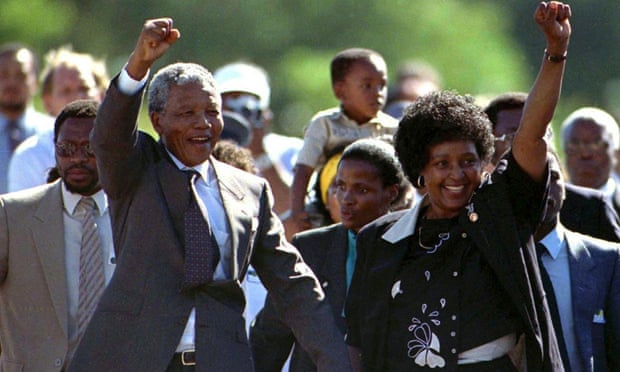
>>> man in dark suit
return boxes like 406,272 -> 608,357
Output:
68,19 -> 350,371
484,93 -> 620,242
0,99 -> 115,370
535,149 -> 620,371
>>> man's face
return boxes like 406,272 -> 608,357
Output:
492,108 -> 522,164
55,116 -> 101,195
564,119 -> 614,189
0,51 -> 37,114
44,66 -> 101,117
151,82 -> 223,167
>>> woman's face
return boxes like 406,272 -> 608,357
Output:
336,158 -> 397,232
421,140 -> 483,219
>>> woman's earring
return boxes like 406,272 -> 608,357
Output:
416,175 -> 425,188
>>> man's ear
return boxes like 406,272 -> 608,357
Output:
150,111 -> 163,135
333,81 -> 345,101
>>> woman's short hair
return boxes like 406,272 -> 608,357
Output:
339,138 -> 406,205
394,90 -> 494,186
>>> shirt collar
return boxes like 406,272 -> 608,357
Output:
166,149 -> 214,185
540,223 -> 566,259
597,177 -> 617,198
334,106 -> 387,126
61,182 -> 108,216
381,195 -> 429,243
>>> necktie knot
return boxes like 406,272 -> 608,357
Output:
184,169 -> 200,182
535,242 -> 548,259
77,197 -> 97,217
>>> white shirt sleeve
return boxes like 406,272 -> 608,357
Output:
118,66 -> 149,95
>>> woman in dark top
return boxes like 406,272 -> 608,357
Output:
250,138 -> 407,371
345,2 -> 571,371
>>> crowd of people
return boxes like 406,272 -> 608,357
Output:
0,1 -> 617,371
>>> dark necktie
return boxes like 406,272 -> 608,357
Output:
6,119 -> 23,152
536,242 -> 571,371
182,170 -> 220,290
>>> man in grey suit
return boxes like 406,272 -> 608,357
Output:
535,148 -> 620,371
0,99 -> 115,370
68,18 -> 350,371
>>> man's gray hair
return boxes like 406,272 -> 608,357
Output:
561,107 -> 620,150
147,62 -> 217,113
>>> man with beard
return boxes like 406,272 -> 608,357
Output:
0,99 -> 115,370
0,43 -> 53,193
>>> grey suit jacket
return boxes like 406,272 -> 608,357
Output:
0,181 -> 69,371
251,224 -> 349,372
68,78 -> 350,371
564,230 -> 620,371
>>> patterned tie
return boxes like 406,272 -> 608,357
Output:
76,197 -> 105,341
182,170 -> 220,290
536,242 -> 571,371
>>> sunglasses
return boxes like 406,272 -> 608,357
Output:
55,142 -> 96,158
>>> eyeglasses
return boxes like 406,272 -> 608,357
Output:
55,142 -> 95,158
565,139 -> 609,155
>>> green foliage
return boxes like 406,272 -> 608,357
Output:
6,0 -> 619,138
0,0 -> 76,54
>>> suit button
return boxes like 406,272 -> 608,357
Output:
54,358 -> 62,366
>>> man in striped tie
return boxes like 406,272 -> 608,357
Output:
0,99 -> 115,371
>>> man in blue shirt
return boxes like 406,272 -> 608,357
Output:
535,148 -> 620,371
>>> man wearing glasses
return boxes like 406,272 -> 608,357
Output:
0,99 -> 114,370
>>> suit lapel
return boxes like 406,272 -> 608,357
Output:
211,160 -> 251,281
155,148 -> 191,246
323,225 -> 348,312
32,182 -> 69,337
565,231 -> 596,363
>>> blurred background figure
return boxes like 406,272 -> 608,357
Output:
560,107 -> 620,217
214,61 -> 303,217
484,91 -> 529,166
384,59 -> 442,120
212,139 -> 258,175
8,46 -> 108,192
0,43 -> 51,193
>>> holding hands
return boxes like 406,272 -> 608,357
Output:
126,18 -> 181,80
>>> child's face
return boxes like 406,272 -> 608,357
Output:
335,55 -> 387,124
